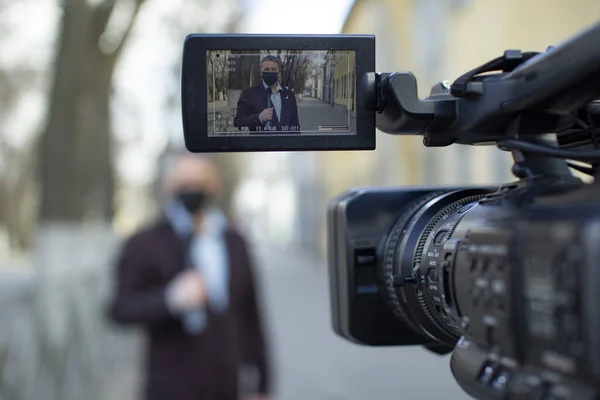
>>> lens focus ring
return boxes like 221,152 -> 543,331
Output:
415,194 -> 489,340
380,192 -> 445,333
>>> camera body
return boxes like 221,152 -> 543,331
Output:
324,20 -> 600,399
325,20 -> 600,398
328,181 -> 600,399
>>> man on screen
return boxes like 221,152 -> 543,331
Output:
234,55 -> 301,133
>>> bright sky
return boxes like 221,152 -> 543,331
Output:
0,1 -> 57,151
240,0 -> 354,34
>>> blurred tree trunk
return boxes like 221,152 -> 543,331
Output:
39,0 -> 146,223
30,3 -> 147,399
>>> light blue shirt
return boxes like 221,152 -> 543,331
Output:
260,81 -> 283,128
165,201 -> 229,334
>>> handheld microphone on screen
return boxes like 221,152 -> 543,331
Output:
265,87 -> 272,131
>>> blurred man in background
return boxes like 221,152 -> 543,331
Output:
109,153 -> 271,400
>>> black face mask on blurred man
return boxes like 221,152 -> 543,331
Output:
177,190 -> 208,214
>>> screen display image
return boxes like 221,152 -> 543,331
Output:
207,50 -> 357,136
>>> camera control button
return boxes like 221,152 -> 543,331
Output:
477,362 -> 495,385
428,267 -> 439,282
355,249 -> 376,266
356,255 -> 375,265
491,279 -> 505,295
491,368 -> 511,392
433,230 -> 448,246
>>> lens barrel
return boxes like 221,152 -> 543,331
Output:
379,189 -> 493,346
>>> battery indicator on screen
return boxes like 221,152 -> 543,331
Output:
318,125 -> 349,131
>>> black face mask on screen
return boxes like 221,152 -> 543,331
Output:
262,71 -> 278,86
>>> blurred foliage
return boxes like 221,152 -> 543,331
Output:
0,2 -> 41,252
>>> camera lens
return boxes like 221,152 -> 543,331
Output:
379,189 -> 493,347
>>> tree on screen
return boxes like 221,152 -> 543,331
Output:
227,51 -> 261,91
208,53 -> 229,101
278,51 -> 314,93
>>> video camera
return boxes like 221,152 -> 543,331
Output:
181,21 -> 600,400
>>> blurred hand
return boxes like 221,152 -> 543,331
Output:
260,108 -> 274,122
171,269 -> 207,309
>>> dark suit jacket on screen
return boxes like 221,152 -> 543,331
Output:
233,83 -> 300,133
108,219 -> 270,400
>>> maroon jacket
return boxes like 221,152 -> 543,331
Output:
108,218 -> 270,400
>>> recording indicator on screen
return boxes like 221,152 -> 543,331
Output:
206,49 -> 357,136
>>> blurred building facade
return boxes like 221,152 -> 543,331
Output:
310,0 -> 600,256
